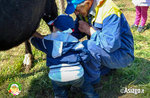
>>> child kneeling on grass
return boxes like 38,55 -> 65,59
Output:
30,14 -> 99,98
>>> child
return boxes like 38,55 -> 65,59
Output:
30,15 -> 99,98
131,0 -> 150,32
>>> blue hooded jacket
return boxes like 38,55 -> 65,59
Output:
30,31 -> 90,82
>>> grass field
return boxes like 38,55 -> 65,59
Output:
0,0 -> 150,98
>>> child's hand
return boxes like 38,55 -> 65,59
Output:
33,32 -> 44,39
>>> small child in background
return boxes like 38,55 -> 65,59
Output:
30,14 -> 99,98
131,0 -> 150,32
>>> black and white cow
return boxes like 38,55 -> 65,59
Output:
23,0 -> 58,71
0,0 -> 58,50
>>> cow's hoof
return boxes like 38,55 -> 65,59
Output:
23,53 -> 34,72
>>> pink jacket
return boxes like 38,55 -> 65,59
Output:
132,0 -> 150,6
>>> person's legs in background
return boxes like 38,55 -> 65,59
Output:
131,6 -> 141,29
137,6 -> 149,32
134,6 -> 141,26
140,6 -> 149,26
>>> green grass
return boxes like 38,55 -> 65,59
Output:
118,4 -> 126,8
0,0 -> 150,98
126,8 -> 135,11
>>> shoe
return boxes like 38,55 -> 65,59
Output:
131,24 -> 138,29
137,26 -> 145,32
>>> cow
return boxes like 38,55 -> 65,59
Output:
0,0 -> 58,71
0,0 -> 58,50
23,0 -> 58,71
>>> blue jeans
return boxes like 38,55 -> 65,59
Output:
51,76 -> 99,98
80,80 -> 99,98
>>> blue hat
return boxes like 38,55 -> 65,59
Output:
65,0 -> 85,14
48,15 -> 74,31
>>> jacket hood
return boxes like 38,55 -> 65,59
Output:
44,31 -> 84,58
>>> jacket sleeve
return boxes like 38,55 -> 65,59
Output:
91,14 -> 121,53
30,37 -> 48,53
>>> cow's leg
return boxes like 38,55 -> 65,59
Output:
23,40 -> 34,72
